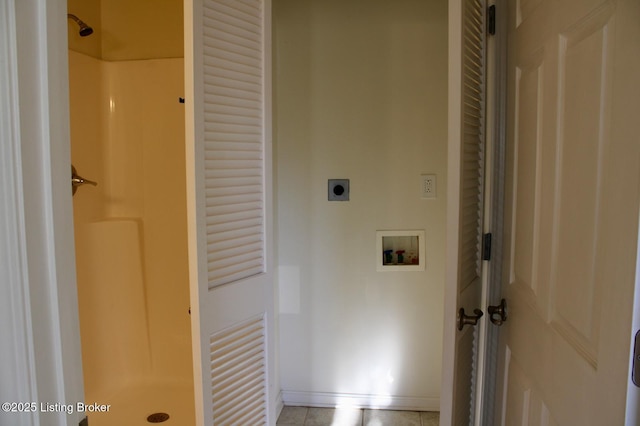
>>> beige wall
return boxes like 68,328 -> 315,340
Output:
67,0 -> 183,60
275,0 -> 448,407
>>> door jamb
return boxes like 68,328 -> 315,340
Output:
440,0 -> 464,422
0,1 -> 85,425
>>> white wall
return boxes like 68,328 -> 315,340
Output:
274,0 -> 448,409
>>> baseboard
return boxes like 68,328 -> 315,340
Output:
280,390 -> 440,412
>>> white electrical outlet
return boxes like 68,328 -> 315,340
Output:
421,174 -> 436,199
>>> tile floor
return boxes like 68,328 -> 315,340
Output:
277,406 -> 439,426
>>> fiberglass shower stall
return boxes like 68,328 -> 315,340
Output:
68,3 -> 195,424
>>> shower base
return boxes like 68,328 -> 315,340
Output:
84,381 -> 194,426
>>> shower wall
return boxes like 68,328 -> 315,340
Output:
67,0 -> 183,61
68,0 -> 191,400
275,0 -> 448,410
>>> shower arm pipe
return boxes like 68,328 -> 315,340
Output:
67,13 -> 94,37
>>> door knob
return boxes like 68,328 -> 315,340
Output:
457,308 -> 484,331
487,298 -> 508,326
71,165 -> 98,196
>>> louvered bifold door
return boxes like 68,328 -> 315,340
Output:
185,0 -> 274,425
451,0 -> 487,425
204,0 -> 266,288
460,0 -> 486,287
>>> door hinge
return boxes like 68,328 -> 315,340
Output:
633,330 -> 640,387
482,233 -> 492,261
488,5 -> 496,35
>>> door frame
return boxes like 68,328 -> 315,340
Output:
0,0 -> 85,425
439,0 -> 462,419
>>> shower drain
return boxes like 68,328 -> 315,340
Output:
147,412 -> 170,423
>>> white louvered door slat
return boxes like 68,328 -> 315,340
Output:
444,0 -> 487,425
185,0 -> 275,424
202,0 -> 266,289
203,1 -> 265,287
210,315 -> 267,425
460,0 -> 486,291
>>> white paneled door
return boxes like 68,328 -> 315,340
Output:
498,0 -> 640,424
184,1 -> 275,425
